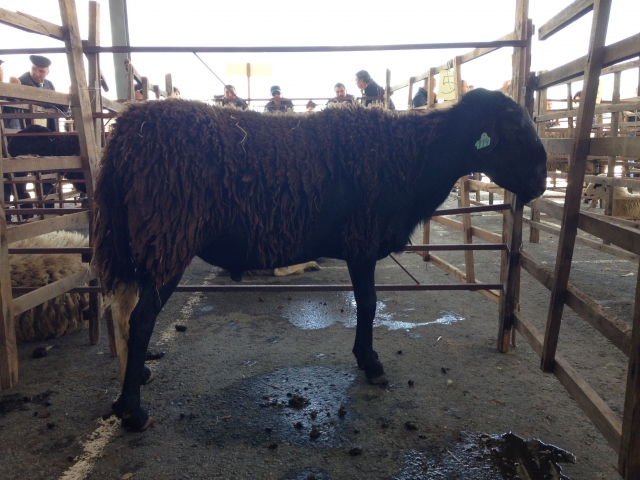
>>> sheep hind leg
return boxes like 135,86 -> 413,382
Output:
112,273 -> 181,431
348,259 -> 387,385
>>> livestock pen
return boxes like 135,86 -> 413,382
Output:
0,0 -> 639,478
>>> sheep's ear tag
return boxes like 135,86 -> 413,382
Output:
475,133 -> 491,150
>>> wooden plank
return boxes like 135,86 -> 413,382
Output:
459,176 -> 475,283
0,83 -> 71,106
165,74 -> 173,98
59,0 -> 100,201
536,100 -> 640,121
6,211 -> 90,243
538,0 -> 594,41
390,79 -> 410,93
428,254 -> 500,304
498,196 -> 524,352
406,76 -> 415,110
468,179 -> 504,193
101,97 -> 123,113
421,220 -> 430,261
0,126 -> 18,389
459,31 -> 518,64
520,250 -> 632,354
590,137 -> 640,157
531,198 -> 640,256
618,262 -> 640,477
542,0 -> 612,373
513,311 -> 623,451
12,268 -> 96,316
2,156 -> 83,173
524,217 -> 640,263
0,8 -> 64,40
537,32 -> 640,89
548,172 -> 640,191
431,215 -> 502,243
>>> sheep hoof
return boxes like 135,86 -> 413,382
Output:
121,410 -> 152,432
141,366 -> 154,385
368,374 -> 389,385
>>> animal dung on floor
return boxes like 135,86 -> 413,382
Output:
10,231 -> 90,343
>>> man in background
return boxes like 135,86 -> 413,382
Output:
412,78 -> 437,108
264,85 -> 294,112
327,83 -> 355,105
10,55 -> 57,131
355,70 -> 395,109
219,85 -> 246,109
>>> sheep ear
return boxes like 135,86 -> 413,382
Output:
473,130 -> 498,155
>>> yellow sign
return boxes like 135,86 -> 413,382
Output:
225,64 -> 273,77
438,69 -> 456,100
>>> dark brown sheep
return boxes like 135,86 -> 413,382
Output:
93,88 -> 547,431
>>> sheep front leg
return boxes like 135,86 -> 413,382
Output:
112,275 -> 180,431
348,259 -> 387,384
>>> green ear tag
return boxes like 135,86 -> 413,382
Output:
475,133 -> 491,149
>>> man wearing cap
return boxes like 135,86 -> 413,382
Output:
264,86 -> 294,113
11,55 -> 57,130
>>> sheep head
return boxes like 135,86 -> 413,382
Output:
456,88 -> 547,204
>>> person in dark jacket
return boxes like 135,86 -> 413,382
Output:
264,85 -> 294,112
355,70 -> 395,109
412,79 -> 438,108
10,55 -> 58,131
326,83 -> 355,105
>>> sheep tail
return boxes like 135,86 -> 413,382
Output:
93,156 -> 138,304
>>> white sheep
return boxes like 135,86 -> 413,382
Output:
10,231 -> 90,343
583,183 -> 640,218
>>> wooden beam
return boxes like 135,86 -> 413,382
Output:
536,100 -> 640,121
542,0 -> 612,373
498,196 -> 524,352
0,83 -> 71,106
428,254 -> 500,304
6,211 -> 90,243
0,128 -> 17,390
619,262 -> 640,477
531,198 -> 640,255
2,156 -> 83,173
513,311 -> 622,451
0,8 -> 64,40
537,32 -> 640,89
460,31 -> 519,64
459,176 -> 475,283
524,217 -> 640,264
538,0 -> 594,41
12,268 -> 96,316
59,0 -> 100,201
101,97 -> 123,113
520,250 -> 632,354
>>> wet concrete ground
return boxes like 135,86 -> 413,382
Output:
0,194 -> 630,479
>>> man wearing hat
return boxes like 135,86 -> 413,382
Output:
264,85 -> 294,112
11,55 -> 57,130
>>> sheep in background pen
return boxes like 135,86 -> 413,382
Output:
583,182 -> 640,219
10,231 -> 90,343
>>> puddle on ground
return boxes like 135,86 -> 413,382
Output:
0,390 -> 53,415
395,431 -> 575,480
188,366 -> 355,449
281,292 -> 465,331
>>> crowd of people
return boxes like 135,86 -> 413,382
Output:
1,55 -> 474,126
